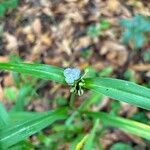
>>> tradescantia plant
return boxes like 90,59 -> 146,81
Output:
0,62 -> 150,149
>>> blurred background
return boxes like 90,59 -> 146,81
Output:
0,0 -> 150,149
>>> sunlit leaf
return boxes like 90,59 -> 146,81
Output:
0,108 -> 67,148
84,78 -> 150,110
0,63 -> 65,84
85,111 -> 150,139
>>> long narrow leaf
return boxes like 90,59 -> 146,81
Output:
84,111 -> 150,140
83,119 -> 99,150
84,78 -> 150,110
0,63 -> 65,84
75,134 -> 89,150
0,108 -> 67,148
0,102 -> 10,127
10,85 -> 32,112
9,112 -> 44,122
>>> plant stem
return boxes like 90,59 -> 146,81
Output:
69,92 -> 76,109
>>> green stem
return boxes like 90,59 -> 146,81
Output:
65,92 -> 77,125
69,92 -> 76,109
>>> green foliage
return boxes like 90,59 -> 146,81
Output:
0,103 -> 10,127
119,15 -> 150,49
0,0 -> 18,17
84,77 -> 150,110
87,19 -> 110,37
80,49 -> 92,59
4,87 -> 17,102
8,141 -> 33,150
123,69 -> 136,82
75,134 -> 89,150
0,62 -> 150,148
131,112 -> 149,124
84,67 -> 97,78
55,97 -> 67,107
0,108 -> 67,148
0,63 -> 65,84
10,84 -> 33,112
80,92 -> 103,111
83,119 -> 99,150
110,142 -> 132,150
110,101 -> 120,116
85,111 -> 150,139
98,66 -> 113,77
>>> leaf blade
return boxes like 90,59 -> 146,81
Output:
84,78 -> 150,110
0,102 -> 10,128
0,108 -> 67,148
85,111 -> 150,140
10,84 -> 33,112
0,63 -> 65,84
83,119 -> 99,150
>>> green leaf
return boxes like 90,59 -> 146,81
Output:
0,63 -> 65,84
84,78 -> 150,110
0,108 -> 67,148
119,18 -> 132,28
79,92 -> 103,111
121,30 -> 132,44
70,134 -> 84,150
84,111 -> 150,139
99,19 -> 110,30
110,101 -> 120,116
80,49 -> 92,59
133,33 -> 145,49
98,66 -> 113,77
119,15 -> 150,49
4,87 -> 17,102
10,85 -> 33,112
75,134 -> 89,150
0,0 -> 18,17
0,102 -> 10,128
123,69 -> 136,82
9,112 -> 42,122
1,0 -> 18,9
0,5 -> 5,17
110,142 -> 132,150
131,112 -> 149,124
83,119 -> 99,150
85,67 -> 97,78
87,24 -> 100,37
8,141 -> 33,150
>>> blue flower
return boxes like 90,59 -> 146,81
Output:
64,68 -> 81,84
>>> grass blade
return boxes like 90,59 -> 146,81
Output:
0,63 -> 65,84
84,78 -> 150,110
0,102 -> 10,128
70,134 -> 84,150
9,112 -> 44,122
10,84 -> 33,112
75,134 -> 89,150
84,111 -> 150,140
0,108 -> 67,148
83,119 -> 99,150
